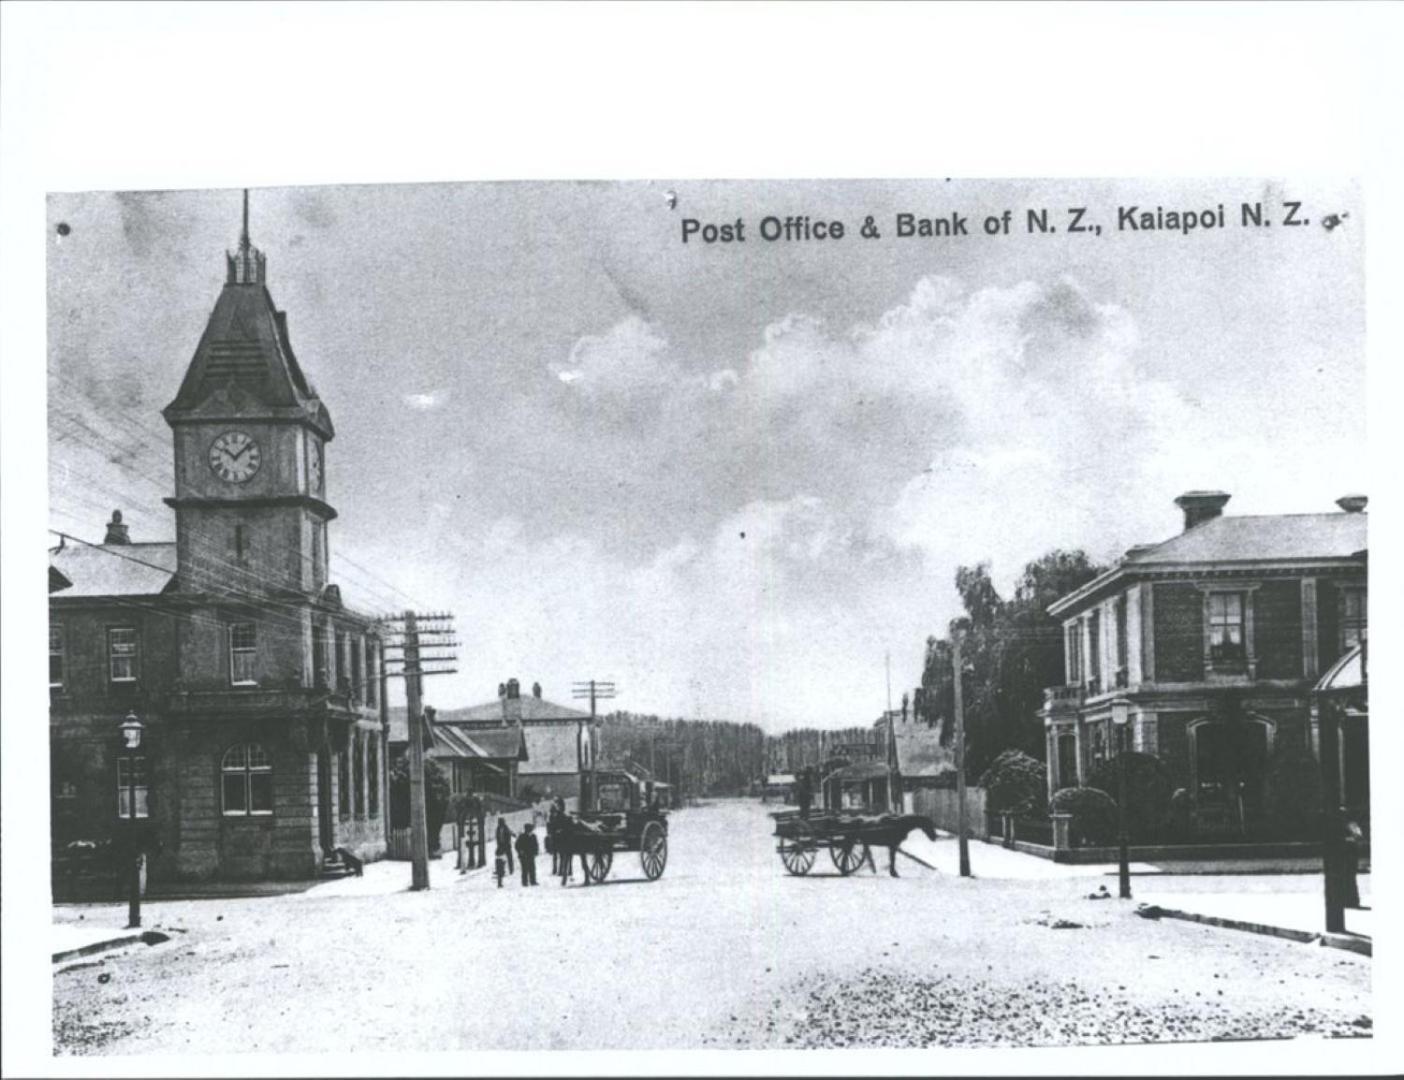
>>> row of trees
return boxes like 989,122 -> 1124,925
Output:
599,712 -> 768,798
916,549 -> 1105,778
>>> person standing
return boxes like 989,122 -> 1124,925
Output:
494,816 -> 514,888
515,822 -> 540,887
796,765 -> 814,821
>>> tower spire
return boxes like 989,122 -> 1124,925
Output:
226,187 -> 266,285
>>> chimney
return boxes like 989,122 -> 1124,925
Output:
1173,491 -> 1231,532
532,681 -> 542,699
1336,494 -> 1368,514
506,678 -> 520,700
104,510 -> 131,545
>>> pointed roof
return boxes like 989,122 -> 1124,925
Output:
163,190 -> 333,437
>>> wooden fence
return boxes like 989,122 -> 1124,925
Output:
909,785 -> 989,840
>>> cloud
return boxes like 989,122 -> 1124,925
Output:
549,315 -> 677,398
403,390 -> 448,410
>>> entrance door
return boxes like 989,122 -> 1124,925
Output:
316,748 -> 334,852
1194,719 -> 1269,832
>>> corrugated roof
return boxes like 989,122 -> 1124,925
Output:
894,725 -> 953,778
442,725 -> 528,762
1127,513 -> 1367,565
49,542 -> 177,598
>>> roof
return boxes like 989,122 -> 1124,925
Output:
49,542 -> 177,598
431,724 -> 528,762
1316,642 -> 1366,694
894,725 -> 953,778
164,277 -> 333,438
1127,513 -> 1367,566
433,695 -> 591,724
1050,510 -> 1368,616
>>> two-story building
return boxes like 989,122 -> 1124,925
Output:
49,197 -> 390,886
1038,490 -> 1367,835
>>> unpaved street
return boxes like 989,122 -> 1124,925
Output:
53,800 -> 1370,1053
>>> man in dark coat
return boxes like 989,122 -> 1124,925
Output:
515,822 -> 540,887
796,766 -> 814,820
494,816 -> 515,887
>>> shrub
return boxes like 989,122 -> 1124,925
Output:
1049,786 -> 1118,846
1086,752 -> 1173,841
978,749 -> 1047,816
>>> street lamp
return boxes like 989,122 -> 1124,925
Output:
118,712 -> 145,928
1110,698 -> 1132,900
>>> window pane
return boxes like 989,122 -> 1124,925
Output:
246,743 -> 270,770
249,771 -> 273,813
134,785 -> 149,818
232,650 -> 256,683
232,623 -> 257,650
223,771 -> 247,813
222,744 -> 247,771
118,786 -> 131,817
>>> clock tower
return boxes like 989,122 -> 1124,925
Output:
163,191 -> 336,602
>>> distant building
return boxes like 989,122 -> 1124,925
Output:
50,200 -> 389,889
397,678 -> 598,800
1039,490 -> 1368,837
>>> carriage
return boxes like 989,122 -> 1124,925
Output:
554,768 -> 669,884
770,808 -> 936,876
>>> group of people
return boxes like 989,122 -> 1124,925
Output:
493,797 -> 575,888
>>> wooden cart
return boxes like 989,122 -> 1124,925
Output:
556,769 -> 669,884
771,809 -> 935,876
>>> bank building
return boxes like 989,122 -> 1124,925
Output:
49,196 -> 390,895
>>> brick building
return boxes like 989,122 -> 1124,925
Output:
1038,490 -> 1367,836
49,197 -> 389,888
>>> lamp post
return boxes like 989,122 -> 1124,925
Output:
118,712 -> 145,929
1110,698 -> 1132,900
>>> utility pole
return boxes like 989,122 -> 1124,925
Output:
572,679 -> 617,811
953,623 -> 971,878
382,611 -> 458,891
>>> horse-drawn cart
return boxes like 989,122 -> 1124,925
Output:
771,809 -> 935,877
555,769 -> 669,884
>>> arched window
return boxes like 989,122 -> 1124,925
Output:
222,742 -> 273,816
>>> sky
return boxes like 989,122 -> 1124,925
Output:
46,178 -> 1366,731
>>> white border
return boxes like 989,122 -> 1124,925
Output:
4,2 -> 1402,1076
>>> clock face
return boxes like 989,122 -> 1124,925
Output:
307,438 -> 323,493
208,430 -> 261,484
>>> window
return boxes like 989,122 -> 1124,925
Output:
367,643 -> 379,708
221,742 -> 273,816
353,733 -> 365,816
49,624 -> 64,689
1115,596 -> 1128,685
338,743 -> 351,817
117,755 -> 149,819
1065,623 -> 1082,684
1087,611 -> 1101,689
108,627 -> 138,683
351,636 -> 363,703
367,735 -> 379,816
230,623 -> 257,685
1341,588 -> 1367,653
1208,593 -> 1246,665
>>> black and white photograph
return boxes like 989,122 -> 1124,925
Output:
3,3 -> 1401,1076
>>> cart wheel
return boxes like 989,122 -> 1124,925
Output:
640,821 -> 668,880
779,842 -> 817,876
831,840 -> 868,876
585,851 -> 613,884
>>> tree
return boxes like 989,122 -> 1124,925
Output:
389,754 -> 450,849
920,548 -> 1105,777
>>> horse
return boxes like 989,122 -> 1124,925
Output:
851,813 -> 938,877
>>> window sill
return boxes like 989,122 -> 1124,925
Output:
231,682 -> 260,689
